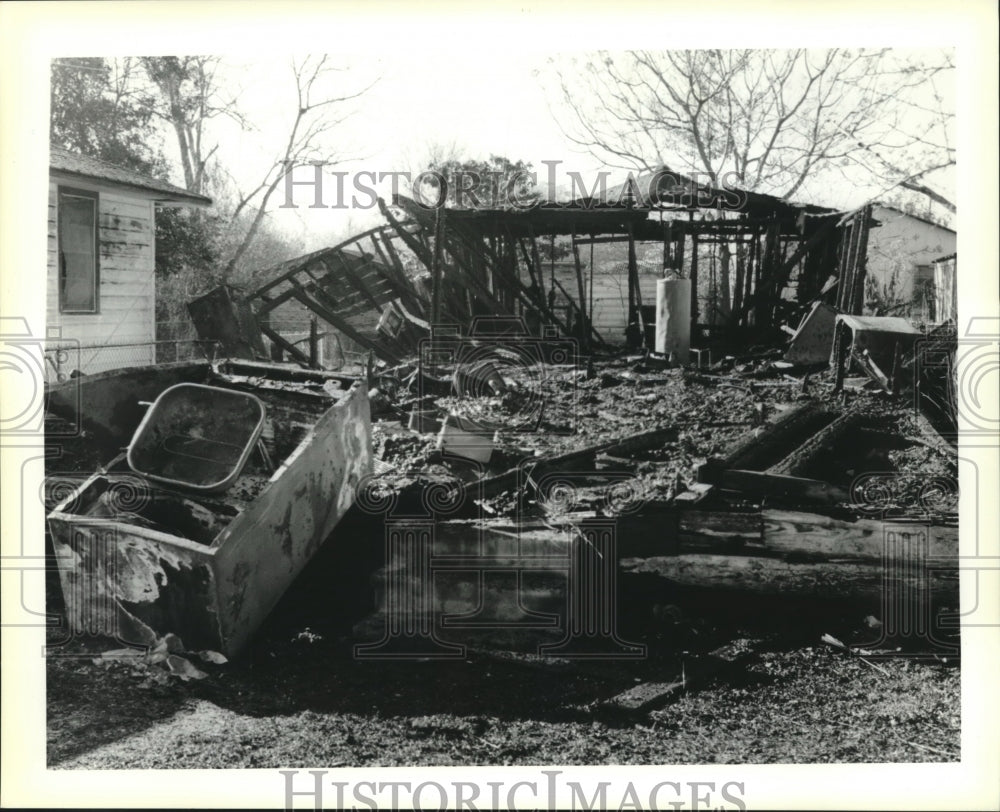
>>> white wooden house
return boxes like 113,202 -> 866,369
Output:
47,147 -> 211,377
865,205 -> 956,322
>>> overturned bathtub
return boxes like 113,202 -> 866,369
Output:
46,360 -> 372,656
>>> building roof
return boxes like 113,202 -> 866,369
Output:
872,203 -> 955,234
602,167 -> 840,220
49,146 -> 212,207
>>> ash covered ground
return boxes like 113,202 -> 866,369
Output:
46,354 -> 959,768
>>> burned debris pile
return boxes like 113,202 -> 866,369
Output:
44,171 -> 959,664
46,360 -> 372,656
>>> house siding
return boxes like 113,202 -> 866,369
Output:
865,206 -> 956,319
545,240 -> 665,343
48,180 -> 156,376
547,264 -> 659,342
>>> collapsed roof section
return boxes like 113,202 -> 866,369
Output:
190,169 -> 878,365
373,172 -> 877,354
191,224 -> 435,367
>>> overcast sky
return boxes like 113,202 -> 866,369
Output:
139,46 -> 957,256
187,51 -> 615,252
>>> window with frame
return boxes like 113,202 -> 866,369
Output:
58,187 -> 99,313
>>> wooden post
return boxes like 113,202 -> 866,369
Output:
627,224 -> 637,323
837,217 -> 858,312
850,205 -> 872,315
743,225 -> 758,326
689,232 -> 699,341
627,222 -> 642,347
589,239 -> 595,340
529,234 -> 544,291
571,229 -> 588,350
549,233 -> 556,300
833,321 -> 849,391
760,220 -> 782,329
662,220 -> 672,272
732,241 -> 745,324
845,216 -> 864,314
308,316 -> 319,367
507,234 -> 519,310
517,238 -> 540,289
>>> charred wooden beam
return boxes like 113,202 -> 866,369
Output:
731,240 -> 745,322
369,234 -> 421,303
551,277 -> 609,348
258,323 -> 315,368
760,509 -> 957,564
771,214 -> 840,284
253,283 -> 304,315
571,229 -> 589,351
286,278 -> 402,365
620,552 -> 956,603
430,207 -> 445,324
381,198 -> 502,319
710,469 -> 850,506
328,254 -> 384,313
572,235 -> 641,245
367,236 -> 431,318
430,218 -> 516,317
697,400 -> 836,481
768,408 -> 868,477
516,237 -> 541,290
476,424 -> 679,501
432,509 -> 957,595
849,205 -> 873,315
251,225 -> 388,299
689,231 -> 699,333
379,197 -> 434,267
626,221 -> 643,344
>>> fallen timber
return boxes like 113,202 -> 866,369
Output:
46,359 -> 373,656
697,399 -> 839,482
354,506 -> 956,655
415,398 -> 957,604
618,552 -> 955,605
473,424 -> 681,501
430,510 -> 957,567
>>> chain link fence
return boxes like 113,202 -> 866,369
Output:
42,319 -> 372,382
43,321 -> 218,382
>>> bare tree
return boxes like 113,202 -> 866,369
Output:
221,56 -> 376,279
138,55 -> 375,282
548,49 -> 953,202
140,56 -> 246,195
548,49 -> 953,319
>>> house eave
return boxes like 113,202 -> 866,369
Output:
49,168 -> 213,208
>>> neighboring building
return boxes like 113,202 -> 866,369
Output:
547,242 -> 663,342
865,205 -> 956,322
47,147 -> 212,378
